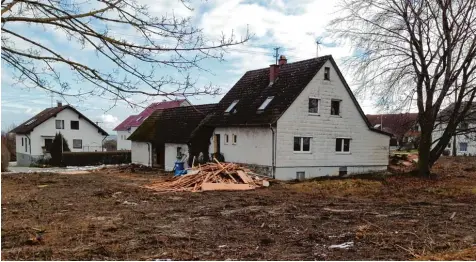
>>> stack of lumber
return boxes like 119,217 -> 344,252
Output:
144,161 -> 269,192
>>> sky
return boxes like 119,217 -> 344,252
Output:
1,0 -> 382,134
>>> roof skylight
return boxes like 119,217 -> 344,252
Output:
258,96 -> 274,111
25,118 -> 36,125
225,100 -> 239,113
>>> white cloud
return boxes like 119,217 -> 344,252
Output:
100,114 -> 120,130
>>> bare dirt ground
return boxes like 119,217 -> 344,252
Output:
2,157 -> 476,260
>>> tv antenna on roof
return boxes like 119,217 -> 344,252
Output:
315,39 -> 322,58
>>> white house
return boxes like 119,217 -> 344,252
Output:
433,102 -> 476,156
190,55 -> 391,180
114,99 -> 191,150
11,102 -> 109,166
127,104 -> 216,171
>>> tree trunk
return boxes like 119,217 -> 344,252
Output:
418,128 -> 433,177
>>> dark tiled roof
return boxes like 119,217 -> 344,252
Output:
11,105 -> 108,135
199,55 -> 390,136
437,102 -> 476,123
128,104 -> 217,143
366,113 -> 418,138
113,99 -> 187,131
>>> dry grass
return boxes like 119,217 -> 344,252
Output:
416,247 -> 476,261
285,178 -> 383,197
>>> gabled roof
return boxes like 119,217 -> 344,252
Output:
11,105 -> 108,135
113,99 -> 187,131
437,102 -> 476,123
366,113 -> 418,138
198,55 -> 390,136
128,104 -> 217,144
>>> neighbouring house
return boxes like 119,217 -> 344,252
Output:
114,99 -> 191,150
10,102 -> 109,166
366,113 -> 419,150
128,104 -> 216,171
189,55 -> 391,180
433,102 -> 476,156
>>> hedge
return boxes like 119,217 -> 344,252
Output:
62,151 -> 131,166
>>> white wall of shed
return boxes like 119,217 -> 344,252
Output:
209,127 -> 273,166
164,143 -> 188,171
275,60 -> 390,177
131,141 -> 151,166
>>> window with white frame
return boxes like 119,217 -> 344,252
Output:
331,100 -> 341,115
336,138 -> 351,152
73,139 -> 82,149
293,137 -> 311,152
232,134 -> 237,144
309,98 -> 320,114
258,96 -> 274,111
459,142 -> 468,152
225,100 -> 239,113
55,120 -> 64,129
224,134 -> 229,144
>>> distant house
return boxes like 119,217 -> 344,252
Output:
128,104 -> 216,171
433,102 -> 476,156
113,99 -> 191,150
10,102 -> 108,166
188,55 -> 391,180
366,113 -> 419,150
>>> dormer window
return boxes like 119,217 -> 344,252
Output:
258,96 -> 274,111
225,100 -> 239,113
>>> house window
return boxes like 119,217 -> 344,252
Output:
294,137 -> 311,152
309,98 -> 320,114
459,122 -> 469,130
225,134 -> 229,144
331,100 -> 341,115
177,147 -> 182,158
25,138 -> 27,152
296,171 -> 305,180
459,142 -> 468,152
21,137 -> 24,146
448,142 -> 451,148
324,67 -> 330,80
70,121 -> 79,130
225,100 -> 239,113
339,167 -> 348,176
336,138 -> 351,153
232,134 -> 237,144
258,97 -> 274,111
45,139 -> 53,152
56,120 -> 64,129
73,139 -> 82,149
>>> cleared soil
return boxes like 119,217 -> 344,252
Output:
2,157 -> 476,260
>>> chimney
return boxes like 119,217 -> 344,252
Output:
278,55 -> 287,66
269,64 -> 279,84
57,101 -> 62,107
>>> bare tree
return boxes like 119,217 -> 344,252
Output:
1,0 -> 250,106
330,0 -> 476,176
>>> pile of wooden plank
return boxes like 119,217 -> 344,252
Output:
144,161 -> 269,192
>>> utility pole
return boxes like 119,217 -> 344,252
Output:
273,47 -> 280,65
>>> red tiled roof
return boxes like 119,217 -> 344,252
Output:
366,113 -> 418,139
113,99 -> 187,131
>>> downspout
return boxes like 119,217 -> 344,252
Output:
101,135 -> 107,152
147,142 -> 151,166
269,124 -> 276,179
25,134 -> 31,154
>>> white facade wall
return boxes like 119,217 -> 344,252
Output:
131,141 -> 152,166
164,143 -> 188,171
209,127 -> 273,166
433,123 -> 476,156
15,108 -> 107,166
116,126 -> 137,150
275,60 -> 390,180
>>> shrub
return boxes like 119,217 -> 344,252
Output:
62,151 -> 131,166
50,133 -> 70,166
1,137 -> 10,172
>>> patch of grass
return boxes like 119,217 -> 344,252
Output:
286,179 -> 382,197
416,247 -> 476,261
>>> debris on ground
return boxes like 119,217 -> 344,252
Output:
328,241 -> 354,249
144,161 -> 270,192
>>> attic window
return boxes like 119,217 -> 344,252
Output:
324,67 -> 330,80
225,100 -> 239,113
25,118 -> 36,125
258,96 -> 274,111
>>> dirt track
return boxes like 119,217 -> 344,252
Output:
2,157 -> 476,260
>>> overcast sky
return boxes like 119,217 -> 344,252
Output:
1,0 -> 382,133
